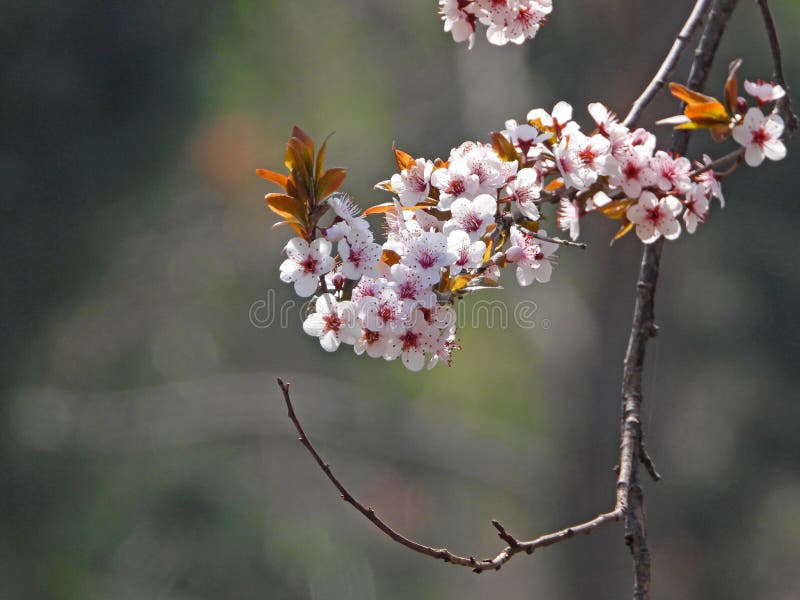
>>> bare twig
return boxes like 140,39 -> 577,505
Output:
622,0 -> 714,129
277,377 -> 625,573
531,233 -> 587,249
689,147 -> 745,176
756,0 -> 799,132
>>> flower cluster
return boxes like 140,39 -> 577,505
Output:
439,0 -> 552,49
260,65 -> 787,368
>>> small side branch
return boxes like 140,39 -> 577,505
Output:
622,0 -> 714,128
756,0 -> 798,131
276,378 -> 625,573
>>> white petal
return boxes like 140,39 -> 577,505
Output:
635,221 -> 659,244
302,313 -> 325,337
319,330 -> 340,352
284,238 -> 309,261
744,145 -> 765,167
294,273 -> 319,297
659,217 -> 681,241
402,349 -> 426,372
763,139 -> 787,162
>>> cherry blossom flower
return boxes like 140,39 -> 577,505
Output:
557,198 -> 581,241
385,309 -> 438,371
447,230 -> 486,274
610,146 -> 656,198
302,294 -> 359,352
427,326 -> 460,369
279,237 -> 334,297
732,107 -> 786,167
502,119 -> 551,158
431,160 -> 480,210
651,151 -> 692,193
443,194 -> 497,241
401,230 -> 456,284
463,143 -> 516,194
388,263 -> 438,311
588,102 -> 619,137
506,225 -> 558,285
391,158 -> 434,207
359,286 -> 403,332
354,326 -> 395,359
625,191 -> 682,244
339,229 -> 382,280
695,154 -> 725,207
507,167 -> 542,220
439,0 -> 477,48
555,130 -> 611,191
743,79 -> 786,104
682,184 -> 709,234
527,101 -> 575,135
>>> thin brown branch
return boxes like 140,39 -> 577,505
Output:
620,2 -> 741,598
277,377 -> 624,573
531,233 -> 587,249
622,0 -> 714,129
689,147 -> 745,176
756,0 -> 799,132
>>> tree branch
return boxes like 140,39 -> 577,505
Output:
620,2 -> 740,598
756,0 -> 798,132
622,0 -> 714,129
277,377 -> 625,573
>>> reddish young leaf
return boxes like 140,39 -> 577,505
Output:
265,193 -> 307,223
392,144 -> 416,171
291,125 -> 315,158
362,202 -> 432,216
544,178 -> 565,192
610,220 -> 634,245
315,132 -> 334,181
256,168 -> 288,190
490,131 -> 521,165
725,58 -> 743,116
316,167 -> 347,200
271,219 -> 306,237
380,249 -> 401,266
598,198 -> 633,220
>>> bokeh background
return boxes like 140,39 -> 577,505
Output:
3,1 -> 799,598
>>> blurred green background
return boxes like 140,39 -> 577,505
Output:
2,1 -> 799,598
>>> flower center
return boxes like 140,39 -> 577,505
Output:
751,127 -> 769,147
300,256 -> 318,274
323,313 -> 342,333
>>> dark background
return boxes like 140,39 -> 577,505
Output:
2,1 -> 799,598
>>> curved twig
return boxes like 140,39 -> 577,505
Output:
622,0 -> 714,129
277,377 -> 625,573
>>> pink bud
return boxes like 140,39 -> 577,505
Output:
331,273 -> 345,292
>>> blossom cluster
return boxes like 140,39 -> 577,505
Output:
439,0 -> 552,49
261,70 -> 787,369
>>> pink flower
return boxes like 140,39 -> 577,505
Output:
279,237 -> 334,297
447,230 -> 486,274
391,158 -> 434,207
385,309 -> 438,371
431,160 -> 480,210
443,193 -> 497,241
610,146 -> 656,198
682,184 -> 709,235
338,230 -> 382,280
732,107 -> 786,167
401,230 -> 457,284
507,167 -> 542,220
651,151 -> 692,193
302,294 -> 359,352
694,154 -> 725,207
625,191 -> 682,244
557,198 -> 581,241
507,225 -> 558,285
743,79 -> 786,104
439,0 -> 477,48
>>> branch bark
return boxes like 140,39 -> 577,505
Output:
756,0 -> 798,131
619,2 -> 740,598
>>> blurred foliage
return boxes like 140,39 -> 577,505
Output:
2,1 -> 800,599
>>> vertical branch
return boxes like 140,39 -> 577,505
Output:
619,1 -> 740,598
755,0 -> 798,131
